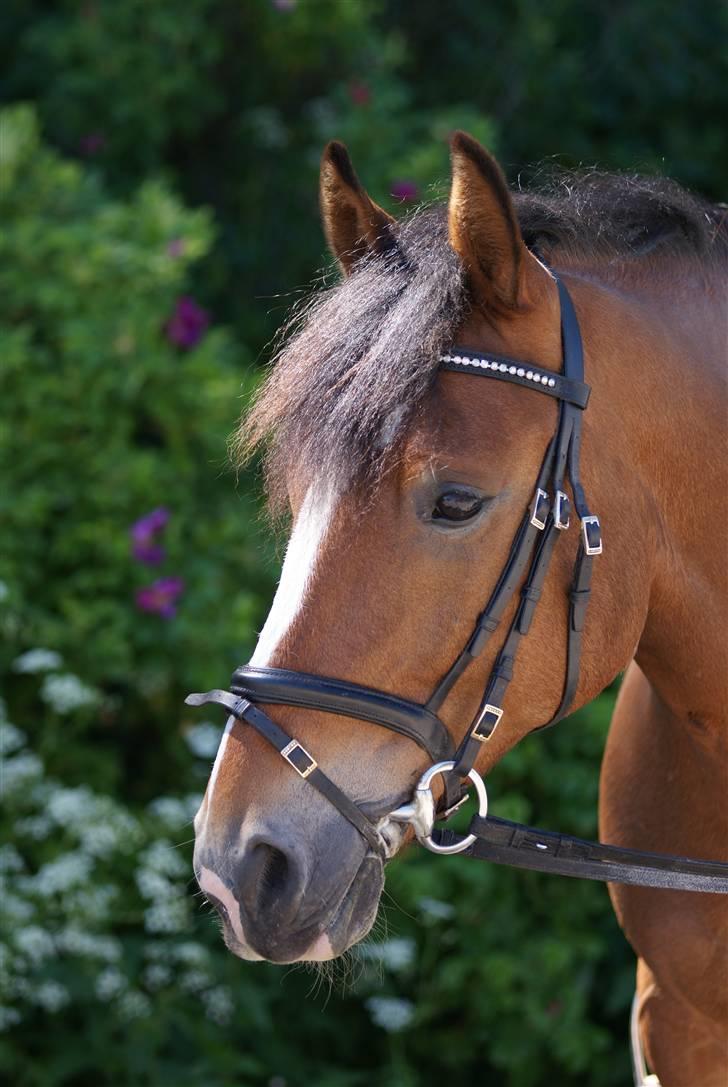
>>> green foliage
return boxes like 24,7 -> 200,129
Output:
0,103 -> 275,799
3,0 -> 723,346
385,0 -> 727,196
2,675 -> 628,1087
1,3 -> 723,1084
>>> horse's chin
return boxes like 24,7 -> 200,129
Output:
312,852 -> 385,959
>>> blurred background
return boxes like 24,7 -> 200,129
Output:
1,2 -> 725,1085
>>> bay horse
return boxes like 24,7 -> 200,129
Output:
191,133 -> 728,1086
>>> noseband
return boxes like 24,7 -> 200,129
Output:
188,276 -> 728,895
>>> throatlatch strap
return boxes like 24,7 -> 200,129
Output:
546,544 -> 593,726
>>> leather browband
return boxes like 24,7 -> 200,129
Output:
440,349 -> 591,409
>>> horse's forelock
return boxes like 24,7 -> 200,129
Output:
235,170 -> 725,513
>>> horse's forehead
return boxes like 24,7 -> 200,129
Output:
403,372 -> 548,465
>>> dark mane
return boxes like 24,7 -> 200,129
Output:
236,172 -> 726,508
515,170 -> 727,263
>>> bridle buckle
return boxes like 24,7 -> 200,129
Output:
581,514 -> 602,555
554,490 -> 571,530
530,487 -> 550,530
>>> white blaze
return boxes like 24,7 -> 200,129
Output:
204,716 -> 235,802
250,483 -> 335,666
201,485 -> 334,812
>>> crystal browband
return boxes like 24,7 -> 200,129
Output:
439,348 -> 591,409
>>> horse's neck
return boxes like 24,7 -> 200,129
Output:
589,259 -> 727,729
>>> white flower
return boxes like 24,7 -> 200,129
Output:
12,648 -> 62,674
147,797 -> 189,827
45,787 -> 140,851
34,980 -> 70,1013
0,721 -> 25,755
139,840 -> 188,878
40,673 -> 100,713
96,967 -> 127,1001
359,938 -> 415,971
0,1006 -> 21,1031
78,822 -> 126,859
184,721 -> 223,759
180,969 -> 210,993
0,846 -> 25,874
62,883 -> 117,923
136,869 -> 174,901
32,852 -> 92,895
2,752 -> 43,794
147,793 -> 201,827
46,786 -> 99,826
417,896 -> 455,920
15,815 -> 53,840
56,927 -> 121,962
143,941 -> 170,961
142,963 -> 171,990
117,990 -> 151,1021
144,899 -> 190,934
365,996 -> 414,1032
201,985 -> 233,1025
14,926 -> 56,965
172,942 -> 209,967
2,893 -> 35,922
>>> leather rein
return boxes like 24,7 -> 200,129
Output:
187,276 -> 728,896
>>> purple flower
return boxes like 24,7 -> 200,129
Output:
349,81 -> 371,106
135,577 -> 185,619
165,296 -> 209,350
272,0 -> 296,9
167,238 -> 185,258
130,507 -> 170,565
79,131 -> 106,156
132,541 -> 165,564
390,179 -> 419,203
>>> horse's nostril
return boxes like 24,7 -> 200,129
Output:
236,836 -> 304,927
205,891 -> 231,927
253,843 -> 290,903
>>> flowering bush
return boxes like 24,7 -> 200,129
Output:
0,104 -> 275,801
1,661 -> 632,1087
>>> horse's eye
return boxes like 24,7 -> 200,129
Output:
432,488 -> 484,523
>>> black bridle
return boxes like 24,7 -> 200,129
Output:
187,276 -> 728,895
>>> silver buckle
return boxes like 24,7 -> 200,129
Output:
581,514 -> 602,556
471,703 -> 503,742
530,487 -> 549,530
280,739 -> 317,778
554,490 -> 571,530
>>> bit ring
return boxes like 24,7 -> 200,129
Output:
389,760 -> 488,855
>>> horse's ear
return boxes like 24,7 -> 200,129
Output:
320,141 -> 396,275
448,131 -> 539,311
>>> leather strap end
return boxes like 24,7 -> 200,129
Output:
569,588 -> 591,632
